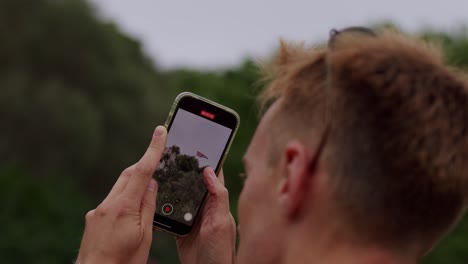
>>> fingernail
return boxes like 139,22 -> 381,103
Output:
148,179 -> 157,192
154,126 -> 165,137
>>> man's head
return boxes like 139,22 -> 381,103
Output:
237,28 -> 468,263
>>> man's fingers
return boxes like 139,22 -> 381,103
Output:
141,179 -> 158,232
104,164 -> 136,203
124,126 -> 167,204
203,167 -> 230,212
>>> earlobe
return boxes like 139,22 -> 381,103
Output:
277,177 -> 289,210
277,141 -> 313,220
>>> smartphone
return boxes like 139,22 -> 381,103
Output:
153,92 -> 240,236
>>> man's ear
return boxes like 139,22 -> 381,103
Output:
277,140 -> 315,220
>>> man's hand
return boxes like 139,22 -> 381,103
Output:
76,126 -> 167,264
176,167 -> 237,264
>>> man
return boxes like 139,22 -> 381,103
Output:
76,28 -> 468,264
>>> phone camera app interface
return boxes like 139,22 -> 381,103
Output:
154,108 -> 232,225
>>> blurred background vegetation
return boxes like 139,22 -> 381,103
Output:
0,0 -> 466,263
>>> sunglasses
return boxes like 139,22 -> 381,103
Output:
310,26 -> 378,171
328,26 -> 377,48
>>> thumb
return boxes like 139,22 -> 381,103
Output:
203,167 -> 230,212
141,179 -> 158,231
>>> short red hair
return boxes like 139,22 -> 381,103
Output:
259,30 -> 468,249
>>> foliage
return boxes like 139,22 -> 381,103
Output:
0,0 -> 168,197
0,0 -> 168,262
0,165 -> 91,264
422,215 -> 468,264
0,0 -> 466,263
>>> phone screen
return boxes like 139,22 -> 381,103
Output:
153,93 -> 238,235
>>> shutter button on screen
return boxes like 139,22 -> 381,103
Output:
162,203 -> 173,215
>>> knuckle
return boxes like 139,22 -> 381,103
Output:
95,204 -> 109,218
211,216 -> 233,233
230,214 -> 235,225
149,138 -> 164,152
135,162 -> 152,176
116,207 -> 128,219
218,187 -> 229,199
121,166 -> 134,177
141,199 -> 155,211
230,215 -> 237,235
116,199 -> 134,218
85,209 -> 95,223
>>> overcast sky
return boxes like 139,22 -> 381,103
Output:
89,0 -> 468,69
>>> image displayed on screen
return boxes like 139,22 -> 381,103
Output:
154,108 -> 232,225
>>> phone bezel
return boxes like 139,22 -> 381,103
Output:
153,92 -> 239,236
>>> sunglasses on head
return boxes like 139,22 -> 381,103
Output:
328,26 -> 377,49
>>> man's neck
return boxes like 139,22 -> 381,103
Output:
283,224 -> 418,264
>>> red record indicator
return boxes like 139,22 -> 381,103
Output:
201,110 -> 215,120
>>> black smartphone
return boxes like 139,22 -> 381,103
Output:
153,92 -> 240,236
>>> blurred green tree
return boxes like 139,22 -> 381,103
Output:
0,0 -> 169,263
0,0 -> 169,197
0,165 -> 91,264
